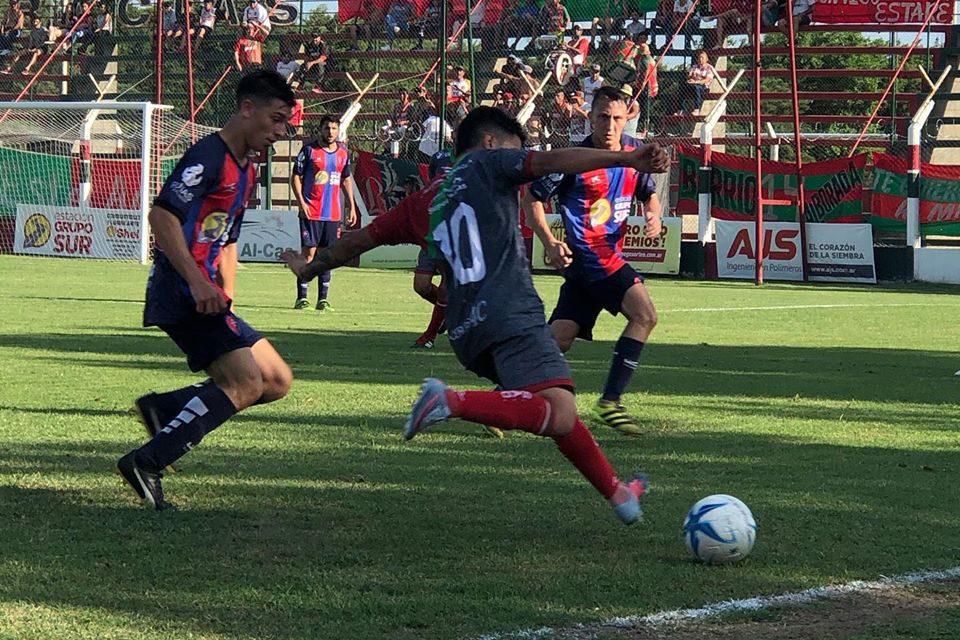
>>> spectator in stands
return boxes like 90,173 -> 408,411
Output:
446,64 -> 472,118
391,88 -> 412,126
685,48 -> 715,115
497,53 -> 529,97
614,30 -> 641,68
708,0 -> 749,48
635,42 -> 657,135
160,2 -> 183,47
623,9 -> 646,39
540,0 -> 570,39
563,23 -> 590,72
242,0 -> 271,41
2,15 -> 43,74
776,0 -> 814,36
411,0 -> 439,50
503,0 -> 540,49
416,109 -> 452,164
57,1 -> 76,32
190,0 -> 217,50
90,2 -> 112,55
402,175 -> 420,197
295,32 -> 327,93
568,89 -> 590,143
409,85 -> 436,125
234,24 -> 262,71
546,89 -> 585,148
383,0 -> 414,50
0,0 -> 23,54
501,91 -> 519,116
647,0 -> 698,46
346,0 -> 382,52
275,47 -> 299,82
582,63 -> 603,109
71,1 -> 96,51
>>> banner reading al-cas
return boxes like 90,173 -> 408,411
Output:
531,214 -> 681,275
871,153 -> 960,236
676,147 -> 867,223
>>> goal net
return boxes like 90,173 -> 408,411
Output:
0,102 -> 217,262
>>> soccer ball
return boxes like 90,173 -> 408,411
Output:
682,494 -> 757,565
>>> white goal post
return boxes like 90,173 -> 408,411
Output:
0,101 -> 216,263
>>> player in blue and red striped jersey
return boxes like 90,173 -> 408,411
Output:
526,86 -> 662,436
117,70 -> 296,511
291,114 -> 357,311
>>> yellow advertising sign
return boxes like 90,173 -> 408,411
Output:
531,215 -> 682,275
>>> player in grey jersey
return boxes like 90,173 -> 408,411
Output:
404,107 -> 670,525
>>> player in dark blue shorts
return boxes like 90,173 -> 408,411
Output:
526,86 -> 662,436
403,107 -> 670,525
117,70 -> 297,510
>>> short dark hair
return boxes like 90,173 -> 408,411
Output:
591,86 -> 628,108
454,106 -> 526,155
318,114 -> 341,129
235,69 -> 296,108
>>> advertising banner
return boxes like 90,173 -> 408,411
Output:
810,0 -> 952,24
716,220 -> 876,283
871,153 -> 960,236
531,214 -> 682,275
14,204 -> 142,259
0,148 -> 73,217
358,243 -> 422,270
353,154 -> 429,219
676,147 -> 867,223
236,209 -> 300,263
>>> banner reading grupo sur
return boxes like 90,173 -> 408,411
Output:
676,147 -> 867,223
871,153 -> 960,236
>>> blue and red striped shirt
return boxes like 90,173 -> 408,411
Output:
294,141 -> 351,222
145,134 -> 255,325
530,134 -> 656,281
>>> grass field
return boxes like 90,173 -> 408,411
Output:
1,255 -> 959,640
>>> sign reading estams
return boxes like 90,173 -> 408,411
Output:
531,215 -> 682,275
14,204 -> 142,260
715,220 -> 877,283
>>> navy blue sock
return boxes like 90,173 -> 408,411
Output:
297,278 -> 308,300
318,270 -> 331,302
148,379 -> 213,424
601,336 -> 645,404
135,383 -> 237,471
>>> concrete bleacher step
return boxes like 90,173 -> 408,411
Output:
930,62 -> 960,165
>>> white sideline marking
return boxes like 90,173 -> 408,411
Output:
474,566 -> 960,640
660,302 -> 958,313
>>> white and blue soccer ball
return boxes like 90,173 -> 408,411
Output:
682,494 -> 757,565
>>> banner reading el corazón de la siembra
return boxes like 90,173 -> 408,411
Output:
676,147 -> 867,223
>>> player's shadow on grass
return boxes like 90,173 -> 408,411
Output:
3,430 -> 960,639
1,329 -> 958,408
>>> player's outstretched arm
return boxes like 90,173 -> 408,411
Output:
527,143 -> 670,178
149,206 -> 228,315
522,190 -> 571,269
280,228 -> 379,281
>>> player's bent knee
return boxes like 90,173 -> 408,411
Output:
550,321 -> 578,353
537,387 -> 577,436
262,362 -> 293,401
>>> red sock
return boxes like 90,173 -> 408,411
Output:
445,390 -> 553,434
553,419 -> 620,499
421,303 -> 445,342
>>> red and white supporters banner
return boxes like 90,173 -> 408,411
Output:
811,0 -> 952,24
14,204 -> 142,259
715,220 -> 876,283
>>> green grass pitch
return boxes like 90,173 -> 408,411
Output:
0,255 -> 959,639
